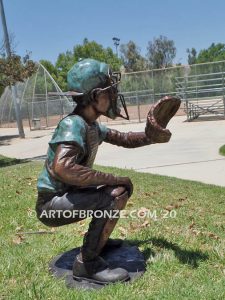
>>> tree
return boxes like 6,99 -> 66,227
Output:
0,31 -> 36,96
39,59 -> 59,88
73,39 -> 122,71
187,48 -> 197,65
194,43 -> 225,63
187,43 -> 225,65
54,39 -> 122,90
146,35 -> 176,69
0,54 -> 37,97
40,59 -> 57,77
120,40 -> 147,72
54,51 -> 74,90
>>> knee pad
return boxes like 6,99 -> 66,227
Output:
103,186 -> 129,210
102,186 -> 126,198
99,186 -> 129,211
114,190 -> 129,210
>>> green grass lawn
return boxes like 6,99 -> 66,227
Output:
0,155 -> 225,300
219,145 -> 225,156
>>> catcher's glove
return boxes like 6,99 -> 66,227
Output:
145,96 -> 181,143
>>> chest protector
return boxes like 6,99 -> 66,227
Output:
82,123 -> 99,168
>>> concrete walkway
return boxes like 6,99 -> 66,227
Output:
96,116 -> 225,187
0,116 -> 225,187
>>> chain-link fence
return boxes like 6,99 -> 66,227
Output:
1,61 -> 225,129
0,64 -> 75,129
113,60 -> 225,122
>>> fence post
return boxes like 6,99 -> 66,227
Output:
44,69 -> 49,127
222,72 -> 225,119
151,69 -> 155,104
60,97 -> 63,120
136,92 -> 141,123
26,102 -> 32,130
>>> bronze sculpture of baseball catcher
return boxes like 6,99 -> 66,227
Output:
36,58 -> 180,285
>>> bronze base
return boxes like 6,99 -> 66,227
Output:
49,243 -> 146,290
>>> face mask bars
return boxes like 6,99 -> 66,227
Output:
117,93 -> 129,120
92,79 -> 129,120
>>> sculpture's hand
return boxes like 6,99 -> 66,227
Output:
145,96 -> 181,143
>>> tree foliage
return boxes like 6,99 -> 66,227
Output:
187,43 -> 225,65
146,35 -> 176,69
51,39 -> 122,90
73,39 -> 122,70
197,43 -> 225,64
39,59 -> 57,77
0,55 -> 37,96
187,48 -> 197,65
0,33 -> 37,97
120,40 -> 147,72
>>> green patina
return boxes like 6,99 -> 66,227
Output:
37,114 -> 108,193
67,58 -> 109,93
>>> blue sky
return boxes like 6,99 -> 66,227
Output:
1,0 -> 225,65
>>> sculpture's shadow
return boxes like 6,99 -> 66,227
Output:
127,237 -> 209,268
49,237 -> 208,290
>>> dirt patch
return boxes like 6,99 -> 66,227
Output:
0,104 -> 186,128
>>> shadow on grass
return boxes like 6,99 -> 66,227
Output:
0,154 -> 46,168
127,237 -> 209,268
28,155 -> 46,160
0,155 -> 29,168
0,134 -> 19,146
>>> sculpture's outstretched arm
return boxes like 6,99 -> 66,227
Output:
104,129 -> 152,148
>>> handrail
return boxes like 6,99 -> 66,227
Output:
176,71 -> 225,80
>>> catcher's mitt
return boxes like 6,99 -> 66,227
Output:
145,96 -> 181,143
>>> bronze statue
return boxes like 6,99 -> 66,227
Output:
36,58 -> 180,285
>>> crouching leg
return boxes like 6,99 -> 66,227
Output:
73,186 -> 130,284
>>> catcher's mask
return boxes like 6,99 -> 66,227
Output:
48,58 -> 129,120
90,72 -> 129,120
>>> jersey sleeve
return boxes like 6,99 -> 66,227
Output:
49,115 -> 87,153
97,122 -> 110,144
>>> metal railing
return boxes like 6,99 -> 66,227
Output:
175,70 -> 225,120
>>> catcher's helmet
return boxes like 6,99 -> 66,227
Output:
50,58 -> 129,120
67,58 -> 110,93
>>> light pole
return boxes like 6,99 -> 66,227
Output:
112,37 -> 120,57
0,0 -> 25,138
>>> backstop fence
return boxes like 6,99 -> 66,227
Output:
1,60 -> 225,129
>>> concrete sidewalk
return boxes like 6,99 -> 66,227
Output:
96,117 -> 225,187
0,116 -> 225,187
0,127 -> 54,160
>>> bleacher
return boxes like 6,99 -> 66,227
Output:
176,71 -> 225,121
